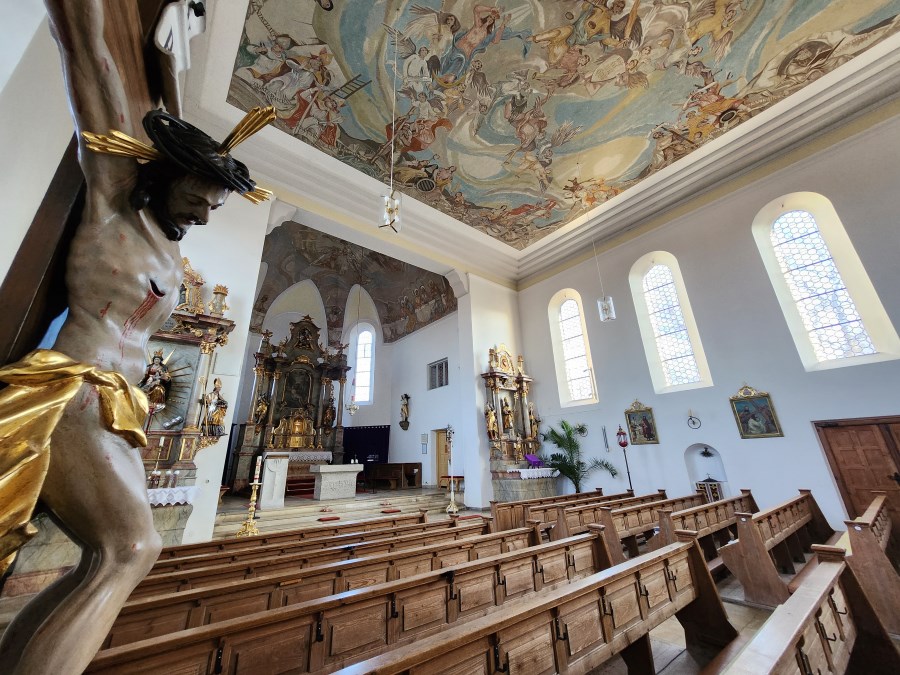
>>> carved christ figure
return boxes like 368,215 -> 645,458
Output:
0,3 -> 272,673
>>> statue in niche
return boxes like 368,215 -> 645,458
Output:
253,393 -> 269,427
528,402 -> 540,438
138,350 -> 171,408
323,396 -> 336,432
501,398 -> 514,432
0,3 -> 273,672
203,378 -> 228,437
484,403 -> 499,440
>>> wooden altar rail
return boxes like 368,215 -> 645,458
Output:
87,531 -> 614,674
841,492 -> 900,637
490,488 -> 625,532
718,490 -> 834,607
106,525 -> 541,648
337,534 -> 738,675
157,510 -> 431,560
147,516 -> 489,576
657,490 -> 758,573
709,547 -> 900,675
132,520 -> 489,598
527,489 -> 668,537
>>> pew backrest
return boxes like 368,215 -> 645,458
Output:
132,520 -> 488,597
602,493 -> 706,540
848,491 -> 891,552
148,516 -> 488,576
658,490 -> 757,545
88,532 -> 612,673
734,489 -> 831,554
157,509 -> 429,560
544,489 -> 669,536
490,488 -> 613,531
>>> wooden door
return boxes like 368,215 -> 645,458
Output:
815,417 -> 900,536
434,429 -> 449,487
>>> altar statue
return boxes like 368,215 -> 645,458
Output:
0,3 -> 272,672
501,398 -> 514,432
484,403 -> 499,440
203,378 -> 228,436
138,350 -> 171,407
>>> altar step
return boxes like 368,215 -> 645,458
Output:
285,476 -> 315,496
212,489 -> 463,539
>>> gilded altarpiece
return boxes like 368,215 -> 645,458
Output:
483,345 -> 555,502
231,316 -> 349,492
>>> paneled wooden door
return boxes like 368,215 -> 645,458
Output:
434,429 -> 449,488
815,417 -> 900,557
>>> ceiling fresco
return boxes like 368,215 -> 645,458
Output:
230,1 -> 900,250
251,221 -> 458,344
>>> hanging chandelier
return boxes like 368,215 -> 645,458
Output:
592,237 -> 616,322
380,22 -> 401,233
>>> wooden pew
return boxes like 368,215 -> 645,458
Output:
531,489 -> 668,539
157,509 -> 431,559
841,491 -> 900,637
132,520 -> 489,597
657,490 -> 759,573
331,533 -> 738,675
490,488 -> 631,532
719,490 -> 834,607
107,526 -> 541,648
147,516 -> 489,576
87,530 -> 616,673
710,546 -> 900,674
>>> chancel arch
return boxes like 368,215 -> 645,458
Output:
751,191 -> 900,371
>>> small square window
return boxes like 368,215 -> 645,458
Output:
428,358 -> 449,390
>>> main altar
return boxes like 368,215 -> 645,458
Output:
230,316 -> 349,493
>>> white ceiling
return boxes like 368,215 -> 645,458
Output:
185,1 -> 900,288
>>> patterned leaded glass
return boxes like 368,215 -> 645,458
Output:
354,329 -> 373,402
771,211 -> 875,361
642,265 -> 702,387
558,299 -> 594,400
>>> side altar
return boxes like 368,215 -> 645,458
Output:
230,317 -> 349,493
483,344 -> 557,502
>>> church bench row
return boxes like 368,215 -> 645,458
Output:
157,509 -> 431,560
489,488 -> 628,532
707,546 -> 900,675
527,489 -> 669,538
550,492 -> 705,555
87,531 -> 614,673
115,525 -> 540,636
837,491 -> 900,637
658,490 -> 759,573
334,534 -> 737,675
147,516 -> 490,576
132,519 -> 489,598
719,490 -> 834,607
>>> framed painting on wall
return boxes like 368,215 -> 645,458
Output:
625,399 -> 659,445
730,384 -> 783,439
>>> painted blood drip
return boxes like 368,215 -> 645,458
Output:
119,289 -> 159,355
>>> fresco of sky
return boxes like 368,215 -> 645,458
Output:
230,1 -> 900,250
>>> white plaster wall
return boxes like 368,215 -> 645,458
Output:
180,196 -> 270,543
518,114 -> 900,528
0,19 -> 73,284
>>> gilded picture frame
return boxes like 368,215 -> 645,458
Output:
624,399 -> 659,445
730,385 -> 783,439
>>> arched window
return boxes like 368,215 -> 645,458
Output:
752,193 -> 900,370
548,289 -> 597,405
353,327 -> 374,403
630,252 -> 712,393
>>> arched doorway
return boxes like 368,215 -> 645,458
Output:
684,443 -> 729,499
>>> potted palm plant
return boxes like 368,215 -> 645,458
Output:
542,420 -> 618,493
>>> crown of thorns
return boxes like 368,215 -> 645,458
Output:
81,106 -> 276,204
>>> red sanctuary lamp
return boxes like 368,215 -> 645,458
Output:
616,425 -> 633,492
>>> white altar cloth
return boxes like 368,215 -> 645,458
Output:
507,468 -> 559,479
147,486 -> 199,506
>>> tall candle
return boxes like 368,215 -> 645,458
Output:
253,456 -> 262,483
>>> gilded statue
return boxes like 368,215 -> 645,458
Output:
137,349 -> 171,408
0,3 -> 272,672
484,403 -> 499,440
501,398 -> 514,432
253,393 -> 269,426
203,378 -> 228,437
528,402 -> 540,438
323,396 -> 336,430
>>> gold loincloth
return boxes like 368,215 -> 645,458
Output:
0,349 -> 148,576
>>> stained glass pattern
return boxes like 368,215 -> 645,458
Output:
559,299 -> 594,401
771,211 -> 875,361
642,265 -> 702,387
